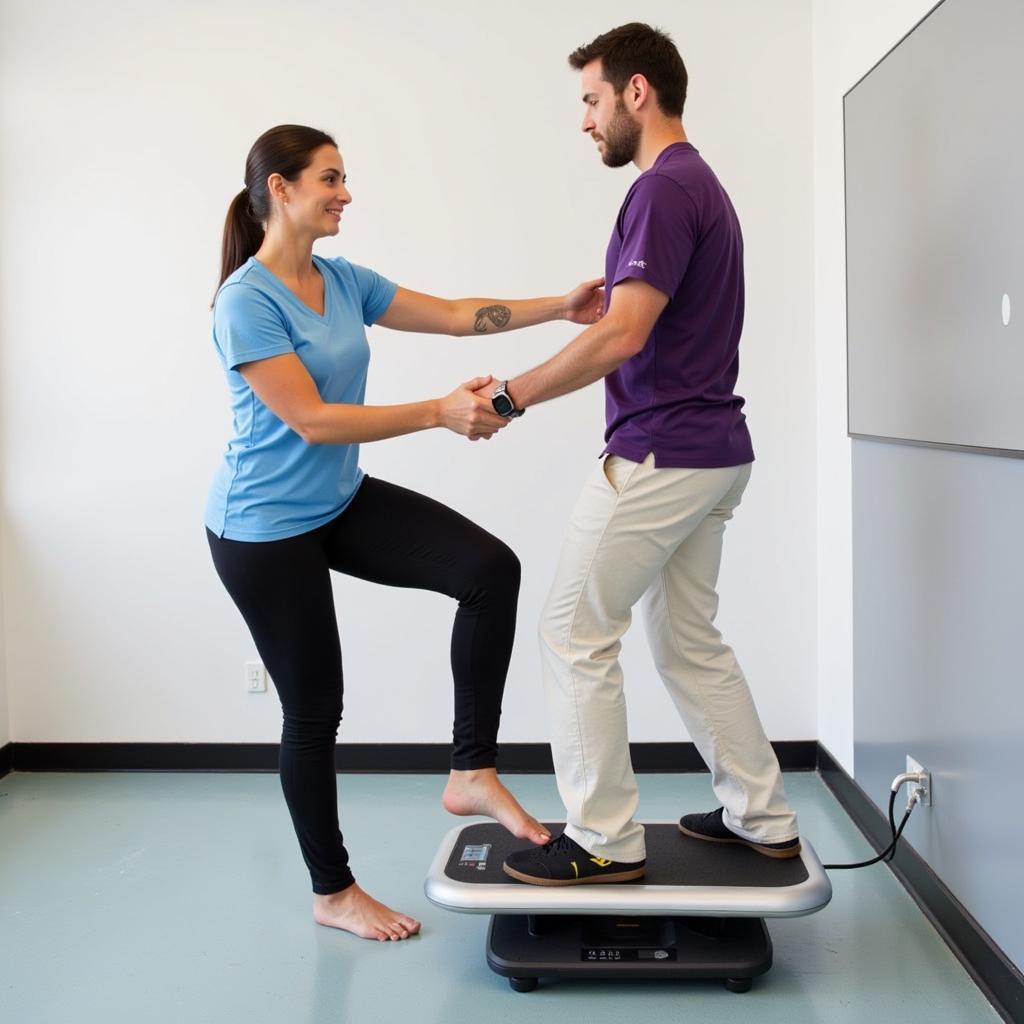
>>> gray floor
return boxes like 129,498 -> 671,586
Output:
0,770 -> 999,1023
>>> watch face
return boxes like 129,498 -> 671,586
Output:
493,393 -> 514,416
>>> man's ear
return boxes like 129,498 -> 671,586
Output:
628,74 -> 655,112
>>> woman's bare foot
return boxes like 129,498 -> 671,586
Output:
313,883 -> 421,941
442,768 -> 551,845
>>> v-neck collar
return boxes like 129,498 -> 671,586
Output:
250,256 -> 329,321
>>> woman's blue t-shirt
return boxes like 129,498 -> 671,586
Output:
205,255 -> 397,542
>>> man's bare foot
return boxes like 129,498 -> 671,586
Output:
442,768 -> 552,845
313,883 -> 421,941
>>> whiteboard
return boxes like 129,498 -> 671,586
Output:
844,0 -> 1024,455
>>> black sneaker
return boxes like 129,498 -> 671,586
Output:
503,832 -> 646,886
678,808 -> 802,859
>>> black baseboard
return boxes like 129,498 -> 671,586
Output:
0,739 -> 818,774
818,744 -> 1024,1024
0,742 -> 11,780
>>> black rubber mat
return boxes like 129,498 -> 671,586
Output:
444,823 -> 808,887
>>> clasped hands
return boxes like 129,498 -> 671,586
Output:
438,277 -> 605,443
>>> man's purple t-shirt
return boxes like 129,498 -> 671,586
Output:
602,142 -> 754,468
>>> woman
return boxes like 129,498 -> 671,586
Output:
206,125 -> 603,942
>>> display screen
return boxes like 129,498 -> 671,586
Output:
458,844 -> 491,870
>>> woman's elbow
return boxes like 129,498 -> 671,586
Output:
292,410 -> 325,445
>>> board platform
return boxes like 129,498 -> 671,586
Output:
425,821 -> 832,918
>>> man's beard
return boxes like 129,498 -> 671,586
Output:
597,96 -> 642,167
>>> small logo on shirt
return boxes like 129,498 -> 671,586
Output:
628,259 -> 648,269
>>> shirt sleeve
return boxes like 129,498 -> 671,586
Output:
610,173 -> 698,299
347,261 -> 399,326
213,284 -> 295,371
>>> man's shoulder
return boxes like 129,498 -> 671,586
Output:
620,164 -> 698,221
652,145 -> 719,191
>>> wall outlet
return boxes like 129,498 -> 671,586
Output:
245,660 -> 267,693
906,755 -> 932,808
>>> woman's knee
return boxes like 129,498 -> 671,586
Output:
462,540 -> 521,601
281,698 -> 343,746
493,543 -> 521,589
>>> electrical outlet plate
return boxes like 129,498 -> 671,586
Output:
906,755 -> 931,807
245,660 -> 267,693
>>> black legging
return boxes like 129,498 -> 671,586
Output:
207,475 -> 520,894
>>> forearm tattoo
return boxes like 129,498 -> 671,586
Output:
473,304 -> 512,333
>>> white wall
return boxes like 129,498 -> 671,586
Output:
0,546 -> 8,747
0,0 -> 816,745
812,0 -> 940,772
0,376 -> 7,747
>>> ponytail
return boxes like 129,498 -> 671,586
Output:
212,124 -> 337,307
214,188 -> 265,305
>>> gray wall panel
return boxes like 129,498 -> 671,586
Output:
845,0 -> 1024,453
852,438 -> 1024,971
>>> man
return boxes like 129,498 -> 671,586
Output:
479,22 -> 801,885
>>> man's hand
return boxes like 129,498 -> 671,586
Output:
563,277 -> 605,325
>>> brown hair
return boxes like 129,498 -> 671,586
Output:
568,23 -> 687,118
214,124 -> 337,301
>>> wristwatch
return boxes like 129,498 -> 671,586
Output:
491,380 -> 525,419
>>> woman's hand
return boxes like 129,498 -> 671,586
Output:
564,277 -> 605,325
438,376 -> 509,441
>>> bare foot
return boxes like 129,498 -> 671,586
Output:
313,884 -> 421,941
442,768 -> 551,845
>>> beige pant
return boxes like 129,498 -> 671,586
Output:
539,453 -> 798,862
